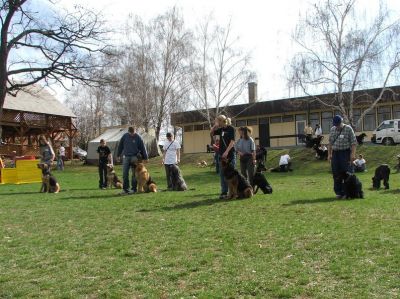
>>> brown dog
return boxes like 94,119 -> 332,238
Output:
37,163 -> 60,193
220,158 -> 253,199
135,163 -> 150,193
146,176 -> 157,193
106,164 -> 123,189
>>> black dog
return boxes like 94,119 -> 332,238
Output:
356,133 -> 367,145
256,161 -> 267,172
169,164 -> 187,191
372,164 -> 390,189
253,172 -> 272,194
313,145 -> 328,160
343,172 -> 364,199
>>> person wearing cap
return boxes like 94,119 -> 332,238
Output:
162,132 -> 181,190
328,115 -> 357,198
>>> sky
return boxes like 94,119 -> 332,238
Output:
43,0 -> 400,103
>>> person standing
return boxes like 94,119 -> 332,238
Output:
162,132 -> 181,190
315,124 -> 322,137
210,115 -> 236,199
97,139 -> 111,189
328,115 -> 357,198
235,127 -> 256,185
117,127 -> 148,195
304,123 -> 314,141
39,135 -> 55,169
57,143 -> 66,171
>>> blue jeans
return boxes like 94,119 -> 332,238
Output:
331,149 -> 353,196
219,155 -> 236,194
122,156 -> 137,192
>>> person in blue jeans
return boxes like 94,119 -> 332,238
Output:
210,115 -> 236,199
117,127 -> 148,195
328,115 -> 357,198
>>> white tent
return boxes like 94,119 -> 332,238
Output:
86,127 -> 159,165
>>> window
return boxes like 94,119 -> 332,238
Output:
295,114 -> 306,121
321,111 -> 333,134
353,109 -> 362,132
363,109 -> 376,131
309,112 -> 320,129
270,116 -> 282,123
282,115 -> 294,122
259,118 -> 269,124
247,119 -> 258,126
394,105 -> 400,119
194,124 -> 204,131
236,120 -> 246,127
376,120 -> 394,131
377,106 -> 392,124
184,125 -> 193,132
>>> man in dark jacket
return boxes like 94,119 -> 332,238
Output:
117,127 -> 148,195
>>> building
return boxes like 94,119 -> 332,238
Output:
0,85 -> 77,158
171,84 -> 400,153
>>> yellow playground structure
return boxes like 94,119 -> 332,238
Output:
0,159 -> 42,184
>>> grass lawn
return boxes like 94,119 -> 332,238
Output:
0,145 -> 399,298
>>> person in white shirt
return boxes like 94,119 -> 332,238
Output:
278,153 -> 292,172
353,154 -> 366,172
315,124 -> 322,137
162,132 -> 181,190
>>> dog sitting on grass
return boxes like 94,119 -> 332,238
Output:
253,163 -> 273,194
37,163 -> 60,193
372,164 -> 390,190
170,164 -> 187,191
135,163 -> 151,193
221,158 -> 253,199
343,172 -> 364,199
106,164 -> 123,189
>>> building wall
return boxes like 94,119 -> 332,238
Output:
179,102 -> 400,153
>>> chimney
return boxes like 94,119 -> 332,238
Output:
248,82 -> 257,103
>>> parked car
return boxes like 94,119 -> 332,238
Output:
73,147 -> 87,161
372,119 -> 400,145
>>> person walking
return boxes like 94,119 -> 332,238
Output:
328,115 -> 357,198
117,127 -> 148,195
235,127 -> 256,185
210,115 -> 236,199
39,135 -> 55,169
97,139 -> 111,189
162,132 -> 181,190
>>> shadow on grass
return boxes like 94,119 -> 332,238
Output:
0,191 -> 39,196
283,197 -> 341,206
137,196 -> 245,212
382,189 -> 400,194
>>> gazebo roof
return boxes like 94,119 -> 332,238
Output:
3,85 -> 76,118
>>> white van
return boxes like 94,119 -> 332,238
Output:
372,119 -> 400,145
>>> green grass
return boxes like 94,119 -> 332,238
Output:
0,145 -> 399,298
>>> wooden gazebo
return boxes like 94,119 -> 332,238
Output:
0,85 -> 77,159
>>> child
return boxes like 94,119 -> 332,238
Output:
97,139 -> 111,189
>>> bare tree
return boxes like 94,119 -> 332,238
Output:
288,0 -> 400,127
190,16 -> 252,129
150,7 -> 193,141
0,0 -> 111,119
